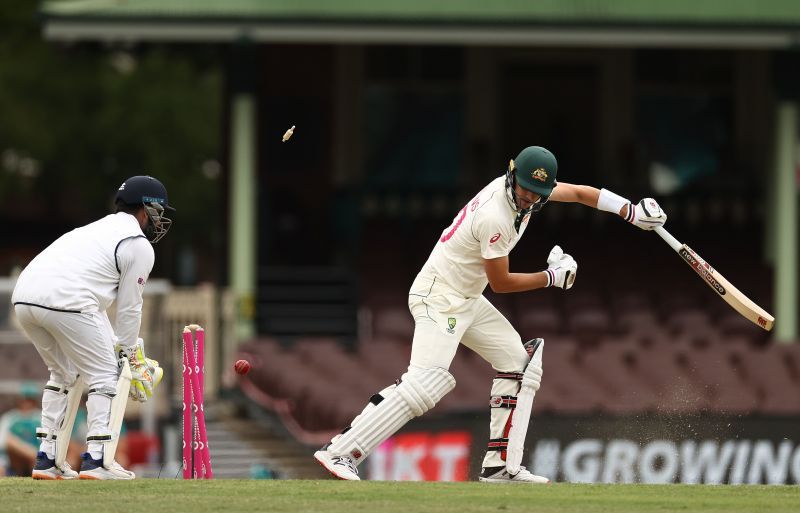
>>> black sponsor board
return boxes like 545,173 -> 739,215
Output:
404,413 -> 800,483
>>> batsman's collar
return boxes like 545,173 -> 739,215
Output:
512,146 -> 557,197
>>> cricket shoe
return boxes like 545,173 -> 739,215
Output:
478,466 -> 550,484
31,451 -> 79,480
78,452 -> 135,480
314,449 -> 360,480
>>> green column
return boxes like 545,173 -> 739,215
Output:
229,93 -> 257,341
773,102 -> 798,343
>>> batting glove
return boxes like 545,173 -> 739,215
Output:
544,245 -> 577,290
627,198 -> 667,231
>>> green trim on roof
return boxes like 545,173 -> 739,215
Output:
40,0 -> 800,26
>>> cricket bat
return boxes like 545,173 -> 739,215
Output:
655,226 -> 774,331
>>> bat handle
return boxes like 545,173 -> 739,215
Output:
654,226 -> 682,252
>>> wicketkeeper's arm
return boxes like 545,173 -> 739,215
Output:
115,237 -> 154,347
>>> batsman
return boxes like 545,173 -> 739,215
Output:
12,176 -> 171,479
315,146 -> 667,482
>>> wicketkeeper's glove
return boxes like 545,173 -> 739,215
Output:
116,338 -> 164,402
544,245 -> 577,290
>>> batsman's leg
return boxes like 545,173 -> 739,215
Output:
483,370 -> 523,469
315,285 -> 466,480
326,382 -> 400,448
461,297 -> 549,484
316,367 -> 456,480
504,340 -> 544,475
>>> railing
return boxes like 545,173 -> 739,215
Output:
148,283 -> 236,402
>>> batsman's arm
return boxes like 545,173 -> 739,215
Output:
550,183 -> 604,209
550,182 -> 633,216
552,182 -> 667,229
485,256 -> 549,293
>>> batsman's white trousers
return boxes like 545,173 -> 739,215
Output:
15,304 -> 121,454
407,275 -> 529,378
408,275 -> 531,468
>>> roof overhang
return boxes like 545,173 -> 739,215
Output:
41,21 -> 800,49
41,1 -> 800,49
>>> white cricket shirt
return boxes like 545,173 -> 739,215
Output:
12,212 -> 155,347
415,176 -> 531,298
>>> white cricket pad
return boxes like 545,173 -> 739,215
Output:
506,341 -> 544,475
98,359 -> 132,468
328,367 -> 455,464
103,358 -> 132,468
48,380 -> 84,469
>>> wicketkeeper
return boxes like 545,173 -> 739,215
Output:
12,176 -> 172,480
315,146 -> 667,482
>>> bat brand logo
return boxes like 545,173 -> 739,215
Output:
758,317 -> 767,327
531,168 -> 548,182
680,247 -> 726,296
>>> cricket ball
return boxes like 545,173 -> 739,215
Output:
234,359 -> 251,375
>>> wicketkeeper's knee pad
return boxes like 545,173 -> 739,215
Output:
328,367 -> 455,464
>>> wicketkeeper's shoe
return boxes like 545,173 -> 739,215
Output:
78,452 -> 135,480
31,451 -> 79,480
314,449 -> 360,480
478,465 -> 550,484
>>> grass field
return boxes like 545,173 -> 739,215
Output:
2,479 -> 798,513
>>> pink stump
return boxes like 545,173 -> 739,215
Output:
182,330 -> 192,479
182,325 -> 213,479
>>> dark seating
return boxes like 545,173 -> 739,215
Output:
371,307 -> 414,342
567,308 -> 612,344
517,307 -> 562,339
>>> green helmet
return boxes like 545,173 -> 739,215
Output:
511,146 -> 558,197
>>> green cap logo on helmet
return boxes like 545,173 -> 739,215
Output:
512,146 -> 558,197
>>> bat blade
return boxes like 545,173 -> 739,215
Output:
655,227 -> 774,331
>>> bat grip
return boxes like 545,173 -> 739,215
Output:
654,226 -> 682,252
